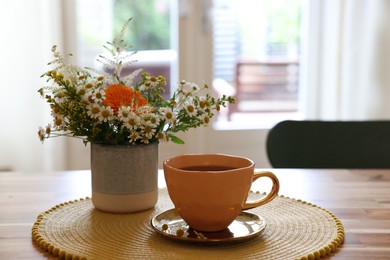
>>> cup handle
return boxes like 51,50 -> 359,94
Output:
243,171 -> 280,210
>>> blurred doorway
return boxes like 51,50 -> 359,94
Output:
212,0 -> 303,128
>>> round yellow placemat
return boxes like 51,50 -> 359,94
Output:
32,190 -> 344,260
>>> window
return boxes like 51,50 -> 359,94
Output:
74,0 -> 302,130
212,0 -> 302,128
75,0 -> 177,100
112,0 -> 171,50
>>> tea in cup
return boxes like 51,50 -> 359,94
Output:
163,154 -> 279,232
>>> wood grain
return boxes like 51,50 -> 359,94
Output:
0,169 -> 389,259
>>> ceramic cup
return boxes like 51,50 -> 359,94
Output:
163,153 -> 280,232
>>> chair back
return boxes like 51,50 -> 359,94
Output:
266,120 -> 390,168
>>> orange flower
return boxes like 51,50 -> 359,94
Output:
103,84 -> 148,113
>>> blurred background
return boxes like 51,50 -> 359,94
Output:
1,0 -> 390,172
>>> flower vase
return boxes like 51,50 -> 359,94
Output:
91,142 -> 158,213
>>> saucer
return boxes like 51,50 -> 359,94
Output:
150,209 -> 266,244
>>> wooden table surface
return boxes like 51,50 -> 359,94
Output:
0,169 -> 389,259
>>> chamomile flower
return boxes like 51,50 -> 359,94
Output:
85,82 -> 94,90
123,113 -> 139,130
141,135 -> 151,144
92,89 -> 105,102
51,106 -> 61,117
201,114 -> 211,125
137,104 -> 155,115
197,96 -> 210,111
87,103 -> 101,119
98,106 -> 114,122
38,127 -> 45,142
158,132 -> 170,142
51,110 -> 65,129
138,79 -> 154,91
54,90 -> 67,104
139,75 -> 166,91
184,101 -> 197,116
118,106 -> 132,123
53,114 -> 65,129
128,131 -> 140,144
158,107 -> 175,124
172,225 -> 189,237
178,81 -> 199,94
76,85 -> 88,97
159,219 -> 170,231
145,115 -> 160,128
45,124 -> 52,137
140,121 -> 156,139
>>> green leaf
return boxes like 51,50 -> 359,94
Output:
169,134 -> 185,144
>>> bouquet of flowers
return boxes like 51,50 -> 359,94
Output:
38,19 -> 234,145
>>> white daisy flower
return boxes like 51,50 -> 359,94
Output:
158,132 -> 170,142
146,115 -> 160,128
123,113 -> 139,130
128,131 -> 140,144
38,127 -> 45,142
140,121 -> 156,139
91,89 -> 105,102
44,124 -> 52,137
201,114 -> 211,126
172,225 -> 189,237
52,114 -> 66,129
54,90 -> 67,104
118,106 -> 132,123
178,81 -> 199,95
51,106 -> 61,118
141,75 -> 161,89
85,81 -> 94,90
159,107 -> 175,124
137,104 -> 155,115
197,96 -> 210,111
87,104 -> 101,119
76,85 -> 88,97
184,101 -> 197,116
97,106 -> 114,122
159,219 -> 171,232
140,135 -> 151,144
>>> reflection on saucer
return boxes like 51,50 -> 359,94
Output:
187,228 -> 234,240
151,209 -> 266,244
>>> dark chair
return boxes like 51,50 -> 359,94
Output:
266,120 -> 390,168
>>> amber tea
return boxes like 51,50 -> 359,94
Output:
180,165 -> 236,171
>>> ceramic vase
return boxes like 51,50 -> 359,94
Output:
91,142 -> 158,213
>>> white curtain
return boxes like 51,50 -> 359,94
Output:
0,0 -> 67,171
301,0 -> 390,120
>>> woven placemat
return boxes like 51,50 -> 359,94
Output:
32,189 -> 344,260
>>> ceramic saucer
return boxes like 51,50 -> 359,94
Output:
150,209 -> 266,244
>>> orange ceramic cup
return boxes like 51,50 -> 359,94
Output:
163,154 -> 280,232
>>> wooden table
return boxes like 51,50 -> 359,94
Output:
0,169 -> 389,259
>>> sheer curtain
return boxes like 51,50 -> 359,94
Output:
0,0 -> 67,171
301,0 -> 390,120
